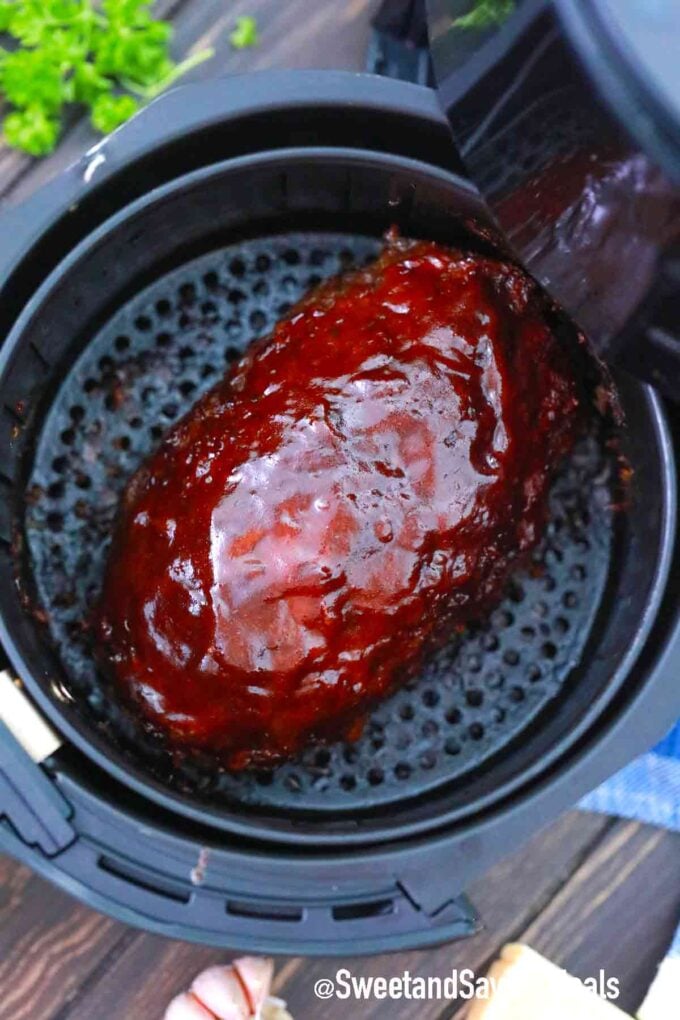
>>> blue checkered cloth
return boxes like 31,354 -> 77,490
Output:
580,722 -> 680,958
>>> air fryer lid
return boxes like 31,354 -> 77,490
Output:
427,0 -> 680,392
0,75 -> 678,953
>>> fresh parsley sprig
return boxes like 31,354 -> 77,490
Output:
0,1 -> 257,156
453,0 -> 516,30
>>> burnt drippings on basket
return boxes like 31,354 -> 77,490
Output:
95,237 -> 585,770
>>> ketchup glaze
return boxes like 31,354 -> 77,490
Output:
96,240 -> 582,768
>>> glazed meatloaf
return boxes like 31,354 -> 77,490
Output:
96,239 -> 583,768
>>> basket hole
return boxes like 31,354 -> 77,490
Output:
468,722 -> 485,740
445,706 -> 462,724
394,762 -> 411,780
155,332 -> 172,348
282,248 -> 301,266
503,648 -> 520,667
69,404 -> 85,422
250,310 -> 267,331
485,670 -> 504,690
47,512 -> 63,532
541,641 -> 558,660
340,774 -> 356,791
421,688 -> 439,708
399,703 -> 414,721
155,299 -> 172,316
179,283 -> 197,305
367,767 -> 384,786
492,609 -> 514,628
203,271 -> 219,291
255,254 -> 271,272
445,738 -> 461,756
465,688 -> 484,708
135,315 -> 152,332
229,257 -> 246,278
509,685 -> 526,703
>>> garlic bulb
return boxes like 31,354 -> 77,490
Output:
163,957 -> 292,1020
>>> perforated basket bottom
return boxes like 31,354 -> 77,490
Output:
25,233 -> 614,813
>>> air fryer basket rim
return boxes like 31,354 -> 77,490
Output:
0,73 -> 677,855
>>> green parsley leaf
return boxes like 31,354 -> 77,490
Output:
0,0 -> 226,156
0,3 -> 15,33
90,91 -> 139,133
454,0 -> 515,30
4,106 -> 61,155
229,15 -> 258,50
0,48 -> 66,112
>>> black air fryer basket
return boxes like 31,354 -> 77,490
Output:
0,73 -> 679,954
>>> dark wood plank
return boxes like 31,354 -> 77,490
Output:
517,819 -> 680,1017
0,859 -> 131,1020
0,0 -> 379,206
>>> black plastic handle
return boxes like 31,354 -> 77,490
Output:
0,722 -> 74,856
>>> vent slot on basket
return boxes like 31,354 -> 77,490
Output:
226,899 -> 304,923
98,855 -> 190,904
332,898 -> 395,921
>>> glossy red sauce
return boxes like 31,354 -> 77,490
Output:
96,240 -> 582,768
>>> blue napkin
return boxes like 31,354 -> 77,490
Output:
580,724 -> 680,833
580,723 -> 680,963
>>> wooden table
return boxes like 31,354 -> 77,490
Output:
1,3 -> 678,1018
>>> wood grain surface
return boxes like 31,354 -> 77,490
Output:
1,2 -> 678,1019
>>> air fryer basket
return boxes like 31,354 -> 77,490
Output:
0,139 -> 675,852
